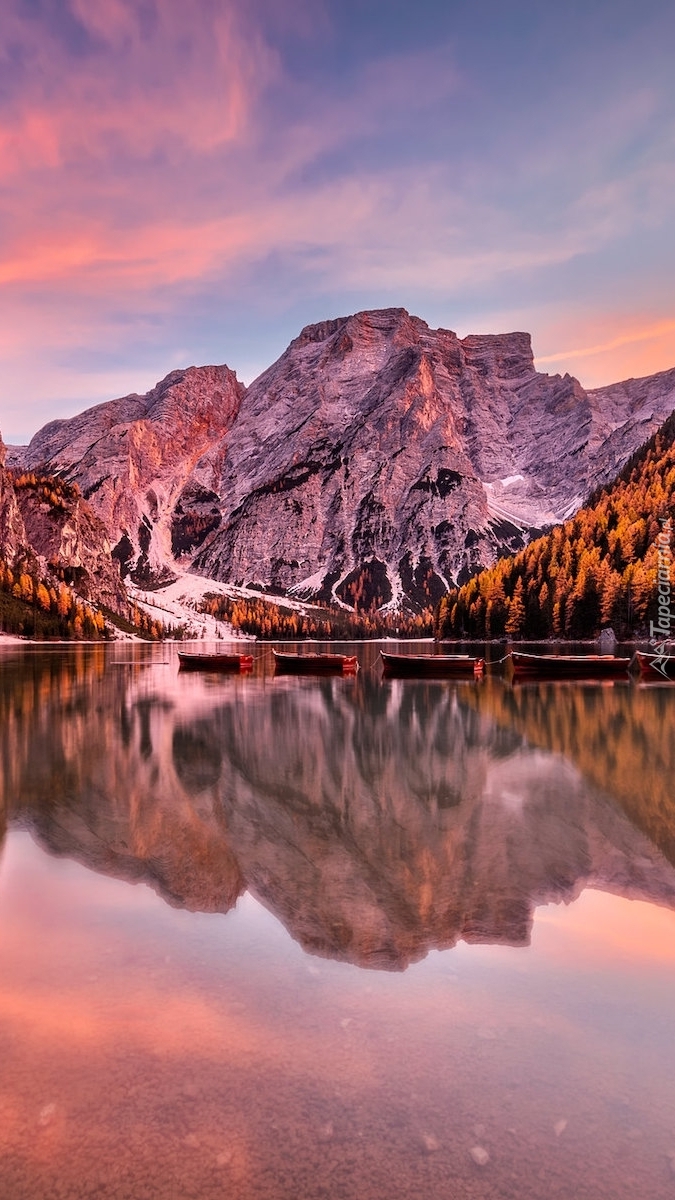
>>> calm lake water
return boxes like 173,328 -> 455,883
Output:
1,641 -> 675,1200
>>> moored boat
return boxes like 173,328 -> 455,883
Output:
380,651 -> 484,678
510,651 -> 631,680
272,650 -> 359,674
633,649 -> 675,681
178,651 -> 254,672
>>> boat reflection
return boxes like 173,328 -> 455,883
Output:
2,650 -> 675,969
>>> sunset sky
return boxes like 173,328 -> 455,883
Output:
1,0 -> 674,442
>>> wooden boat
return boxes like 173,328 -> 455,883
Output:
380,651 -> 484,678
272,650 -> 359,674
178,651 -> 254,672
633,650 -> 675,681
510,651 -> 631,680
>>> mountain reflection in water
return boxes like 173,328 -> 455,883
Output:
2,646 -> 675,970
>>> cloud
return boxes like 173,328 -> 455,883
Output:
537,319 -> 675,367
0,0 -> 674,436
533,313 -> 675,390
2,10 -> 670,304
0,0 -> 277,179
0,159 -> 608,306
0,1 -> 670,296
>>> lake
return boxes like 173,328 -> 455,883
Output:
1,641 -> 675,1200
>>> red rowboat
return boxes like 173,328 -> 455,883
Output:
178,651 -> 254,672
272,650 -> 358,674
380,651 -> 484,678
633,650 -> 675,681
510,651 -> 630,680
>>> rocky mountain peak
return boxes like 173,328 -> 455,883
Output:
293,314 -> 352,346
460,330 -> 534,378
17,364 -> 244,588
8,310 -> 675,611
192,310 -> 675,606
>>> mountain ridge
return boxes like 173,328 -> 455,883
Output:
8,308 -> 675,610
436,409 -> 675,639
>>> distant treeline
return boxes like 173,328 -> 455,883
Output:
0,559 -> 171,640
436,413 -> 675,640
201,593 -> 434,640
0,561 -> 108,639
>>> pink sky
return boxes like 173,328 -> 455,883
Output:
1,0 -> 674,440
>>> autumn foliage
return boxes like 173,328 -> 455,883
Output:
10,470 -> 80,510
201,593 -> 434,640
0,556 -> 174,640
1,468 -> 175,639
0,558 -> 108,639
436,412 -> 675,640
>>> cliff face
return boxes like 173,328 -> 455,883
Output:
192,310 -> 675,603
15,365 -> 244,588
14,478 -> 128,614
0,436 -> 30,569
586,364 -> 675,479
0,432 -> 128,616
10,310 -> 675,608
194,311 -> 512,601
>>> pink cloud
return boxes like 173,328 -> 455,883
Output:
0,0 -> 673,437
537,318 -> 675,367
535,314 -> 675,388
0,0 -> 277,178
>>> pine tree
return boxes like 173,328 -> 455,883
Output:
505,578 -> 526,636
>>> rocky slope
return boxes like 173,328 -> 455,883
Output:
437,408 -> 675,640
587,363 -> 675,476
0,432 -> 128,615
0,436 -> 31,569
10,310 -> 675,608
11,365 -> 243,588
192,312 -> 675,605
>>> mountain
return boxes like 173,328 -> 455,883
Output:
0,432 -> 129,621
11,309 -> 675,609
436,410 -> 675,639
10,365 -> 243,588
0,436 -> 30,568
192,312 -> 675,606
